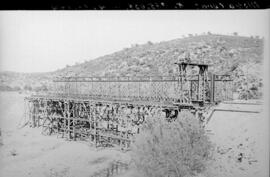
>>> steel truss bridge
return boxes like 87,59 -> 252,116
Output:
24,61 -> 233,150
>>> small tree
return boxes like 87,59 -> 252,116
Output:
13,86 -> 21,91
147,41 -> 153,45
132,112 -> 213,177
24,85 -> 32,91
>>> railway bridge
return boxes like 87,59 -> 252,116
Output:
24,60 -> 233,150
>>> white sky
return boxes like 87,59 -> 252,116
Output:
0,10 -> 269,73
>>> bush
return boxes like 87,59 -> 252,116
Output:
238,88 -> 261,100
147,41 -> 153,45
23,85 -> 32,91
132,112 -> 213,177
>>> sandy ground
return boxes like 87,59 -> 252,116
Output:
205,102 -> 268,177
0,92 -> 268,177
0,128 -> 127,177
0,92 -> 130,177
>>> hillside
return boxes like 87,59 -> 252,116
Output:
0,71 -> 54,92
0,34 -> 264,98
56,34 -> 263,77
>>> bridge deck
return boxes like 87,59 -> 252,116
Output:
25,93 -> 194,109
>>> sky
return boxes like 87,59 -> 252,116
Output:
0,10 -> 269,73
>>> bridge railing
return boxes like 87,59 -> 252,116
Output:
50,74 -> 233,104
52,75 -> 187,103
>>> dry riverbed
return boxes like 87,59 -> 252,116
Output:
0,92 -> 268,177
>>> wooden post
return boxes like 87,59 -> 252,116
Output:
89,102 -> 93,143
32,101 -> 37,128
94,104 -> 97,148
210,74 -> 215,104
68,101 -> 71,140
44,100 -> 48,128
73,102 -> 76,140
63,101 -> 66,138
37,100 -> 40,127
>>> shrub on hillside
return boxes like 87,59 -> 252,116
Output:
23,85 -> 32,91
132,112 -> 213,177
238,86 -> 262,100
